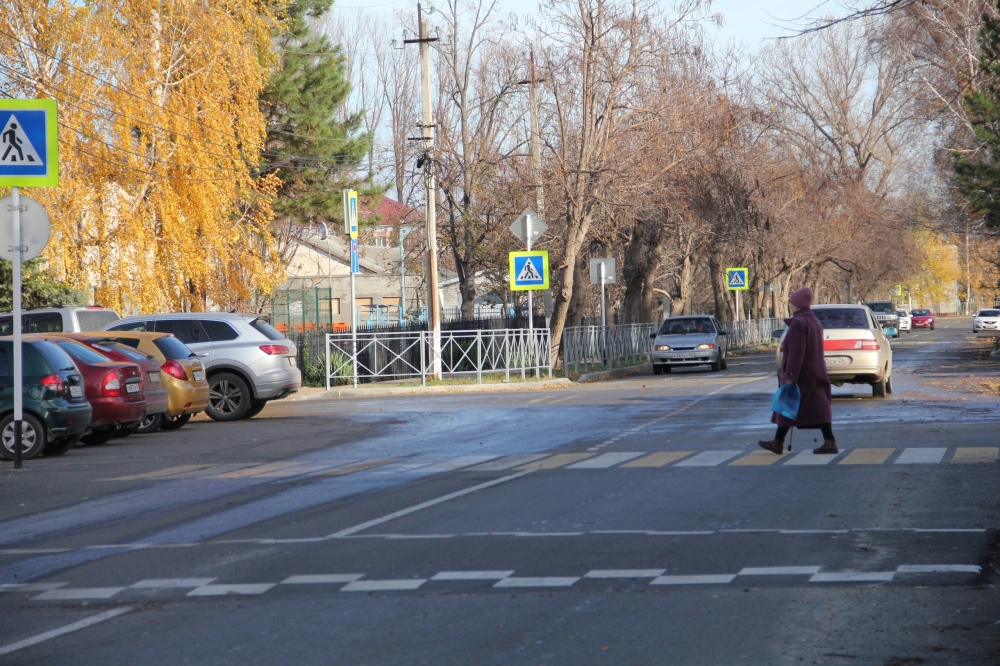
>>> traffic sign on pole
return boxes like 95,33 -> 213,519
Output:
0,99 -> 58,187
0,195 -> 50,261
589,258 -> 615,284
508,208 -> 546,245
342,189 -> 358,239
726,267 -> 749,291
509,251 -> 549,291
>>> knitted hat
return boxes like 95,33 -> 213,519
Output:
789,287 -> 813,309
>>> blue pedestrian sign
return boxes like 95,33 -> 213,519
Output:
726,267 -> 749,291
509,251 -> 549,291
0,99 -> 58,187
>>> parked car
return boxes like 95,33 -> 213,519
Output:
775,304 -> 893,398
911,309 -> 935,330
650,316 -> 728,374
973,309 -> 1000,333
0,306 -> 120,335
96,332 -> 209,431
105,313 -> 300,421
53,335 -> 171,435
31,337 -> 146,446
863,301 -> 900,338
0,338 -> 91,460
897,309 -> 911,333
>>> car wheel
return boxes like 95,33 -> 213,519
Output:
931,324 -> 935,330
43,435 -> 80,457
207,373 -> 252,421
652,365 -> 663,376
710,358 -> 722,372
244,400 -> 268,418
160,413 -> 192,431
886,373 -> 893,394
134,413 -> 163,435
114,421 -> 141,438
720,351 -> 728,370
872,375 -> 887,398
82,426 -> 117,446
0,413 -> 46,461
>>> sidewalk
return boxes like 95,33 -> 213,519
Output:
291,377 -> 571,400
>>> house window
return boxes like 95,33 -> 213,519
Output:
330,298 -> 341,315
382,297 -> 402,306
374,237 -> 387,247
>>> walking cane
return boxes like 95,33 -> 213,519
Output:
787,428 -> 793,452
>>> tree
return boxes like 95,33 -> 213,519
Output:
0,260 -> 88,311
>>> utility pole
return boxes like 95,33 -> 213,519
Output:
405,3 -> 441,379
518,50 -> 547,328
966,224 -> 971,315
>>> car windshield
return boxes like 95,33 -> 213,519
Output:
813,308 -> 869,329
659,318 -> 714,335
92,341 -> 151,362
977,310 -> 1000,317
866,302 -> 896,314
912,309 -> 931,316
897,310 -> 908,316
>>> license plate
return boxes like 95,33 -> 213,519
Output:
193,370 -> 205,382
148,371 -> 161,383
826,356 -> 850,367
69,385 -> 83,398
288,357 -> 296,367
126,383 -> 140,394
672,353 -> 695,359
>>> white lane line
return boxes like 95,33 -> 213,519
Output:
896,564 -> 980,574
780,530 -> 849,534
328,469 -> 536,538
187,584 -> 275,596
341,579 -> 426,592
566,452 -> 645,469
431,571 -> 514,580
674,451 -> 743,467
280,574 -> 364,584
0,607 -> 133,657
809,572 -> 895,583
131,578 -> 216,588
783,450 -> 839,466
0,583 -> 67,592
34,588 -> 124,600
914,528 -> 986,533
493,577 -> 579,588
515,532 -> 585,537
894,448 -> 947,464
650,574 -> 736,585
738,566 -> 822,576
584,569 -> 665,578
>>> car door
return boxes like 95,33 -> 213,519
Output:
199,319 -> 243,369
711,317 -> 727,355
153,319 -> 215,368
0,345 -> 13,410
867,310 -> 890,375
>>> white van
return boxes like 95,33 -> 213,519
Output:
0,306 -> 121,334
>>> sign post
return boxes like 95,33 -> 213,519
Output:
589,258 -> 615,327
509,208 -> 547,329
343,189 -> 359,387
0,99 -> 58,468
726,267 -> 749,322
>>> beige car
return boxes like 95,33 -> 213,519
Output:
775,304 -> 894,398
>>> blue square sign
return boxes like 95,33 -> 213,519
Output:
0,99 -> 58,186
509,251 -> 549,291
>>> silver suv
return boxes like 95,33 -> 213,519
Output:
105,313 -> 300,421
0,306 -> 120,334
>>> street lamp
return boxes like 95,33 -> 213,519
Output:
319,223 -> 332,328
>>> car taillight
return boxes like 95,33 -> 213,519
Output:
824,340 -> 880,351
161,360 -> 188,380
40,374 -> 65,394
103,371 -> 122,397
260,345 -> 289,355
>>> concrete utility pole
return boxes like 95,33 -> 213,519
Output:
405,3 -> 441,378
518,51 -> 547,327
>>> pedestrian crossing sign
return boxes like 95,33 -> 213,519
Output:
509,251 -> 549,291
0,99 -> 58,187
726,267 -> 749,291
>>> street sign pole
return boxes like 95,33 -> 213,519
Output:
736,290 -> 742,322
11,188 -> 21,468
526,215 -> 533,330
599,262 -> 606,329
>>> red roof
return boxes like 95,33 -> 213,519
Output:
360,196 -> 423,226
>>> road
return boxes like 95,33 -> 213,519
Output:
1,316 -> 998,665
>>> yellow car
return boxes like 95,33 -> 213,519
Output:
94,332 -> 210,431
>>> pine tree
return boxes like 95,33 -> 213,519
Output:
260,0 -> 370,229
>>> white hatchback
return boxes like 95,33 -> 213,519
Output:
897,309 -> 911,333
973,309 -> 1000,333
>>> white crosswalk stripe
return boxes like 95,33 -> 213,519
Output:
895,448 -> 947,464
674,451 -> 743,467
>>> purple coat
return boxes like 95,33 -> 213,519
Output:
772,307 -> 833,428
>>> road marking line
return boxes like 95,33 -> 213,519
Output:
584,569 -> 665,578
896,564 -> 980,573
515,453 -> 595,470
952,447 -> 999,463
431,571 -> 514,580
621,451 -> 694,467
0,549 -> 70,555
780,530 -> 848,534
650,574 -> 736,585
422,455 -> 499,472
328,469 -> 535,538
384,534 -> 454,539
315,458 -> 403,476
0,607 -> 133,657
131,578 -> 216,588
281,574 -> 364,584
341,579 -> 426,592
99,464 -> 215,481
34,587 -> 125,600
493,577 -> 579,588
809,572 -> 894,582
567,452 -> 645,469
674,451 -> 742,467
0,583 -> 67,592
838,448 -> 894,465
210,462 -> 306,479
738,566 -> 822,575
783,450 -> 839,466
913,528 -> 985,533
646,530 -> 715,535
466,454 -> 547,471
515,532 -> 584,537
187,584 -> 275,596
895,448 -> 947,465
729,450 -> 785,466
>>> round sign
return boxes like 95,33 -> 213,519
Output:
0,194 -> 51,261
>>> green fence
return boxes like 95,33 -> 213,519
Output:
268,288 -> 340,336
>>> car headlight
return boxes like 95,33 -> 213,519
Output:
696,343 -> 715,350
654,345 -> 671,351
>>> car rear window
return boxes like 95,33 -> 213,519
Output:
912,309 -> 931,316
865,302 -> 896,314
813,308 -> 869,329
153,336 -> 194,360
658,318 -> 715,335
26,312 -> 63,332
54,339 -> 113,365
201,320 -> 240,341
251,318 -> 286,340
29,340 -> 75,374
107,320 -> 151,332
76,309 -> 120,332
93,341 -> 151,362
977,310 -> 1000,317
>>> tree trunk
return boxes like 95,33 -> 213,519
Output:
708,254 -> 732,321
565,253 -> 588,328
622,217 -> 669,324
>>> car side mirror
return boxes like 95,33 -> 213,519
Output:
718,331 -> 727,336
649,333 -> 657,339
772,330 -> 784,339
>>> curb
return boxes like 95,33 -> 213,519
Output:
291,377 -> 571,400
576,364 -> 652,383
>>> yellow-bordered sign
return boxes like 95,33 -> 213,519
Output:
509,251 -> 549,291
726,267 -> 749,291
0,99 -> 59,187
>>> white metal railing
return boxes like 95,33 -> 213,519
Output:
325,328 -> 552,387
718,318 -> 785,349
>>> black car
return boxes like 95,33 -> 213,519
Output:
863,301 -> 900,339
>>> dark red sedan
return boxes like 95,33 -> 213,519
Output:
33,337 -> 147,446
911,309 -> 935,330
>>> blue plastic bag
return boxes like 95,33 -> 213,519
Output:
771,383 -> 800,421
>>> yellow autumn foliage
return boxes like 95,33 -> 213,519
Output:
0,0 -> 286,313
908,231 -> 960,309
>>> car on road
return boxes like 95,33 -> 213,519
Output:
650,316 -> 728,374
897,309 -> 911,333
911,309 -> 935,330
863,301 -> 900,338
775,304 -> 893,398
105,313 -> 300,421
97,331 -> 209,431
0,339 -> 91,461
0,306 -> 120,335
973,309 -> 1000,333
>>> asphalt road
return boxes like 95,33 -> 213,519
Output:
1,316 -> 999,665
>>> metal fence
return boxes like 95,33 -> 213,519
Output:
325,328 -> 551,387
